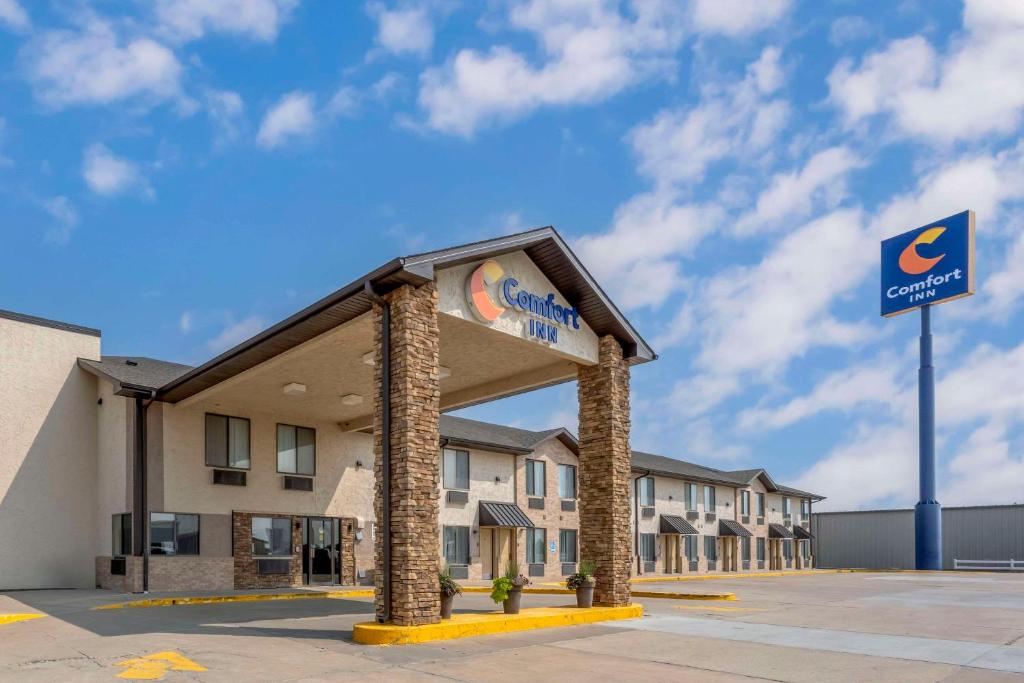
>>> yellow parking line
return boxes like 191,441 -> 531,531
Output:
95,589 -> 374,610
673,605 -> 765,613
0,613 -> 46,626
115,651 -> 206,680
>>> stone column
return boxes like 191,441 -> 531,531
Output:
373,283 -> 442,625
577,335 -> 632,606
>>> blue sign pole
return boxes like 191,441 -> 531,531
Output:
915,304 -> 941,570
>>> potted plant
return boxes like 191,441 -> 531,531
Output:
438,565 -> 462,620
490,560 -> 529,614
566,560 -> 597,608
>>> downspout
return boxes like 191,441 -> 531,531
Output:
132,389 -> 156,593
364,282 -> 392,623
634,470 -> 649,575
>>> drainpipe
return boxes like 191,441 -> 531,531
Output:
364,282 -> 392,623
633,470 -> 649,575
132,389 -> 156,593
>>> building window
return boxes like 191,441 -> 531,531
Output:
150,513 -> 199,556
558,464 -> 577,499
112,513 -> 132,556
277,424 -> 315,476
684,483 -> 698,511
205,413 -> 250,470
252,517 -> 292,557
684,535 -> 698,559
639,533 -> 656,562
741,491 -> 750,516
801,499 -> 810,517
783,539 -> 793,559
801,540 -> 810,559
559,529 -> 577,563
756,492 -> 766,517
703,485 -> 716,511
756,537 -> 766,562
443,525 -> 470,566
527,528 -> 546,564
526,459 -> 545,497
704,535 -> 718,562
442,449 -> 469,490
638,476 -> 655,506
742,537 -> 751,561
783,497 -> 792,517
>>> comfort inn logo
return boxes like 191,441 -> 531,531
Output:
898,226 -> 946,275
465,259 -> 580,343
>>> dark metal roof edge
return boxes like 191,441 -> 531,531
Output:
630,464 -> 741,489
156,258 -> 409,400
440,437 -> 532,456
77,359 -> 158,398
2,309 -> 101,337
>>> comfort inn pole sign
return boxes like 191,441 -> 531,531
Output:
880,210 -> 975,317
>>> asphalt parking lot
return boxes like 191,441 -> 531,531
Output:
1,571 -> 1023,682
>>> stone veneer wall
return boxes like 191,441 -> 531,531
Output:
340,517 -> 357,585
373,283 -> 442,625
577,335 -> 632,607
232,512 -> 303,589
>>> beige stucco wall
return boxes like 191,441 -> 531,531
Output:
95,380 -> 130,557
0,317 -> 100,588
159,398 -> 376,524
438,446 -> 516,580
514,437 -> 580,579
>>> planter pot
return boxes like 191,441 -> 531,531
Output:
503,587 -> 523,614
440,594 -> 455,620
576,583 -> 595,609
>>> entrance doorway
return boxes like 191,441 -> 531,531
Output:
302,517 -> 340,585
663,535 -> 680,573
482,527 -> 515,579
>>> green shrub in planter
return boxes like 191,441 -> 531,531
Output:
438,565 -> 462,619
491,560 -> 529,614
566,560 -> 597,608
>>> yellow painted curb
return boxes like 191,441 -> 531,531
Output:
630,590 -> 735,601
0,613 -> 46,626
353,604 -> 644,645
460,586 -> 733,601
631,569 -> 837,583
94,589 -> 374,610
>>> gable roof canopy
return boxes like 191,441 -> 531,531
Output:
157,227 -> 655,404
478,501 -> 534,528
768,523 -> 794,539
660,515 -> 698,535
719,519 -> 752,537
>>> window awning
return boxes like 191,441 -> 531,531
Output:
479,501 -> 534,528
768,523 -> 794,539
793,525 -> 814,540
660,515 -> 698,535
718,519 -> 752,537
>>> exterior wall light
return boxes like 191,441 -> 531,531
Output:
283,382 -> 306,396
341,393 -> 364,406
362,351 -> 375,366
439,365 -> 451,379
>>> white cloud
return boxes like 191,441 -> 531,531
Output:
206,316 -> 267,353
574,48 -> 787,310
734,146 -> 864,235
792,423 -> 918,511
178,311 -> 194,334
24,19 -> 182,109
256,91 -> 316,149
417,0 -> 688,137
82,143 -> 150,197
828,15 -> 873,46
629,47 -> 787,189
0,0 -> 29,31
326,86 -> 359,117
945,420 -> 1024,506
980,228 -> 1024,318
738,359 -> 904,431
691,0 -> 790,36
205,89 -> 245,144
368,3 -> 434,57
828,0 -> 1024,142
155,0 -> 298,43
40,196 -> 79,245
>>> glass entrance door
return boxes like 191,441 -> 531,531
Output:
303,517 -> 339,585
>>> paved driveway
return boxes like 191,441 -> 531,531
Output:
1,572 -> 1023,681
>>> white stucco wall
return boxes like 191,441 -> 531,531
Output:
0,317 -> 100,588
95,381 -> 129,556
159,400 -> 377,521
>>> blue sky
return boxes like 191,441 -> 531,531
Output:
3,0 -> 1024,510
